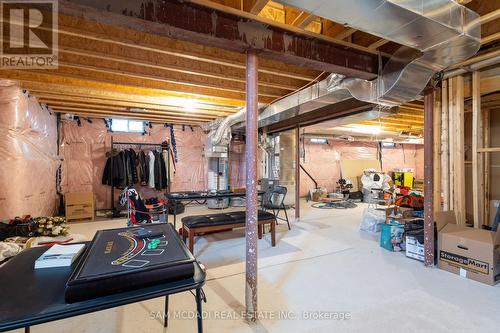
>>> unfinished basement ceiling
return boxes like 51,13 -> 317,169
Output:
0,0 -> 498,134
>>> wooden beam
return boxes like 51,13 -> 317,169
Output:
484,109 -> 491,225
481,32 -> 500,45
1,68 -> 276,104
433,85 -> 442,212
59,0 -> 379,79
59,46 -> 301,91
474,8 -> 500,26
296,13 -> 316,29
322,20 -> 345,37
368,39 -> 389,50
454,76 -> 466,225
57,19 -> 319,83
36,94 -> 234,116
50,105 -> 211,122
334,28 -> 357,41
448,78 -> 455,211
56,62 -> 284,99
472,71 -> 484,228
243,0 -> 269,15
52,108 -> 207,124
478,147 -> 500,153
25,84 -> 244,109
40,100 -> 219,120
441,79 -> 450,211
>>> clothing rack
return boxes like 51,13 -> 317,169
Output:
110,136 -> 170,216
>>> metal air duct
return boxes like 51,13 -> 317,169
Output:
278,0 -> 481,106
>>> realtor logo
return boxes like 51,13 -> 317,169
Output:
1,0 -> 58,68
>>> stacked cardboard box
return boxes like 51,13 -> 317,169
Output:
436,211 -> 500,286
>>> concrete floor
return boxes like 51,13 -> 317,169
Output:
10,200 -> 500,333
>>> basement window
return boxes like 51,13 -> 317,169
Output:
310,138 -> 329,145
110,119 -> 145,133
381,142 -> 397,148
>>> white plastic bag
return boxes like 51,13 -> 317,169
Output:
360,208 -> 385,233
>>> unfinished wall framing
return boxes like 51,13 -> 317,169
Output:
436,65 -> 500,228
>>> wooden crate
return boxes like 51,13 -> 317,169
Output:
65,192 -> 95,222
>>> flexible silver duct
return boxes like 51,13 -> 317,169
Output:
208,0 -> 481,144
279,0 -> 481,106
202,108 -> 245,145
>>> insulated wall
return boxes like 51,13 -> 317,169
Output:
299,139 -> 424,197
0,82 -> 59,219
61,120 -> 207,210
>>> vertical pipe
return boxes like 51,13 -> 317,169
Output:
245,49 -> 258,321
295,126 -> 300,219
424,88 -> 435,266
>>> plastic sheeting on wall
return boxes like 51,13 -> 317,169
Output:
61,120 -> 208,209
229,141 -> 246,189
299,139 -> 424,197
0,81 -> 59,219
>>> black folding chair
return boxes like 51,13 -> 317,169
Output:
267,185 -> 291,230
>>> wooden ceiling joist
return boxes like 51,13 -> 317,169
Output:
59,0 -> 379,79
30,91 -> 238,115
0,69 -> 276,105
39,100 -> 220,120
368,39 -> 390,50
58,47 -> 302,92
19,78 -> 246,108
56,110 -> 207,125
35,95 -> 234,117
23,82 -> 243,110
243,0 -> 269,15
55,62 -> 284,99
334,28 -> 357,41
51,105 -> 210,122
56,16 -> 321,83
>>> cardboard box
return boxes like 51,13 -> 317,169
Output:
436,211 -> 500,286
311,188 -> 327,202
406,234 -> 424,262
385,206 -> 415,224
65,192 -> 94,222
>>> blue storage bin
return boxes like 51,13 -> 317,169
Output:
380,221 -> 404,251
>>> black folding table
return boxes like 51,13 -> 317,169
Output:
0,245 -> 206,333
166,190 -> 265,229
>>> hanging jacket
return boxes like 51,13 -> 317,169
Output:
139,150 -> 149,185
102,152 -> 125,187
153,151 -> 167,190
127,149 -> 139,184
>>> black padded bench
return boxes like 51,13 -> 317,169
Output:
181,210 -> 276,254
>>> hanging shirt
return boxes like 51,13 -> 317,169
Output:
148,151 -> 155,188
162,150 -> 169,186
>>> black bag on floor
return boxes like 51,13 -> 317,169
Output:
0,220 -> 38,241
168,202 -> 185,215
349,191 -> 363,201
